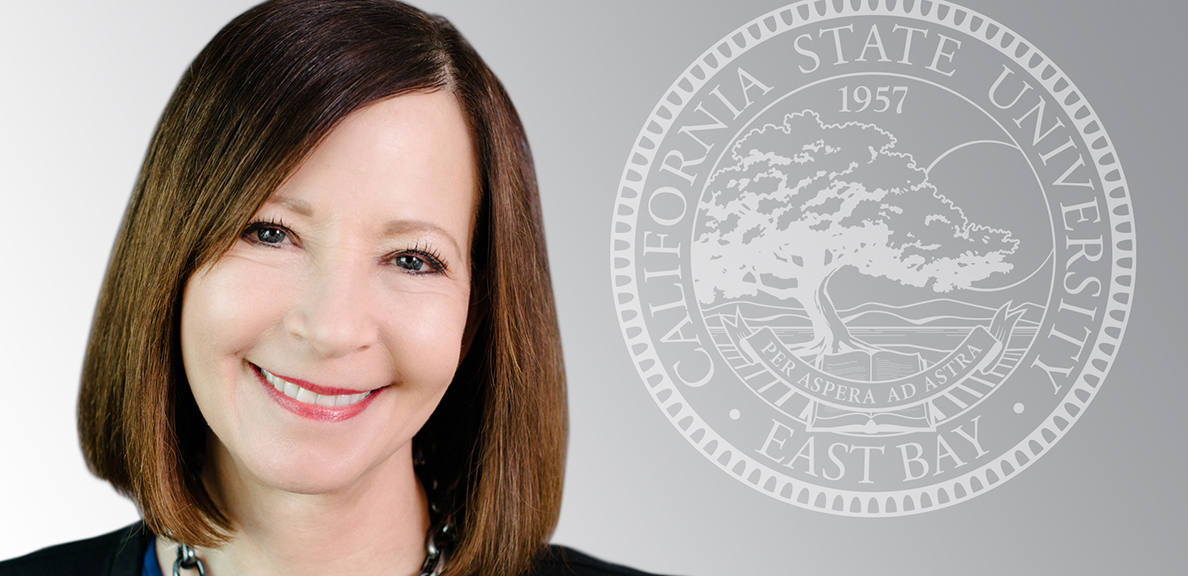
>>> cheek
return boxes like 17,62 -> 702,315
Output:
180,262 -> 294,389
378,289 -> 471,388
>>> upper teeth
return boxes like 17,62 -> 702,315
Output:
259,367 -> 369,407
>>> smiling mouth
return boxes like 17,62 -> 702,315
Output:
254,365 -> 373,408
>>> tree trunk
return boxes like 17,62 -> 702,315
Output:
794,267 -> 872,360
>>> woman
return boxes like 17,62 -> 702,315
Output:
0,1 -> 657,575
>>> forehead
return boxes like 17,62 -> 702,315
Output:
301,91 -> 475,194
266,90 -> 478,250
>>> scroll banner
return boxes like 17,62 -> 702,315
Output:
734,325 -> 1002,412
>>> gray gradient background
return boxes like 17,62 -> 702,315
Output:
0,1 -> 1183,574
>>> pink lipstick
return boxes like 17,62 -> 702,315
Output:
251,364 -> 382,422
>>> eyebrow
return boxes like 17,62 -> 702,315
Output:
382,219 -> 462,256
265,197 -> 463,255
271,197 -> 313,216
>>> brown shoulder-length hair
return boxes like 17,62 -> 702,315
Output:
77,1 -> 566,574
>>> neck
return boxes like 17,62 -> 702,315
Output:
160,440 -> 431,576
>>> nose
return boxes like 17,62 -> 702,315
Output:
283,260 -> 379,358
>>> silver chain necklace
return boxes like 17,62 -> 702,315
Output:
171,524 -> 452,576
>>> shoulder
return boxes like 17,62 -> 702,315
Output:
0,523 -> 149,576
528,545 -> 675,576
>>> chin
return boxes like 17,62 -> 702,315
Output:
216,431 -> 416,497
260,459 -> 363,495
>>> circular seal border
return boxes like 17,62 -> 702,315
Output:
610,0 -> 1135,516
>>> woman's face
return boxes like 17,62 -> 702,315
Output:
180,91 -> 476,495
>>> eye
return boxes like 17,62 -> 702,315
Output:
391,249 -> 447,275
242,220 -> 296,247
255,227 -> 286,244
395,254 -> 427,271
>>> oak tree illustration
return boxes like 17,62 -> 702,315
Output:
693,111 -> 1018,358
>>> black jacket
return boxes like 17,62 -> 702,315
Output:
0,523 -> 660,576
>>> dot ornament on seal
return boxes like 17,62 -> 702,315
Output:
610,0 -> 1134,516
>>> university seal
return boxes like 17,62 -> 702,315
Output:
611,0 -> 1134,515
